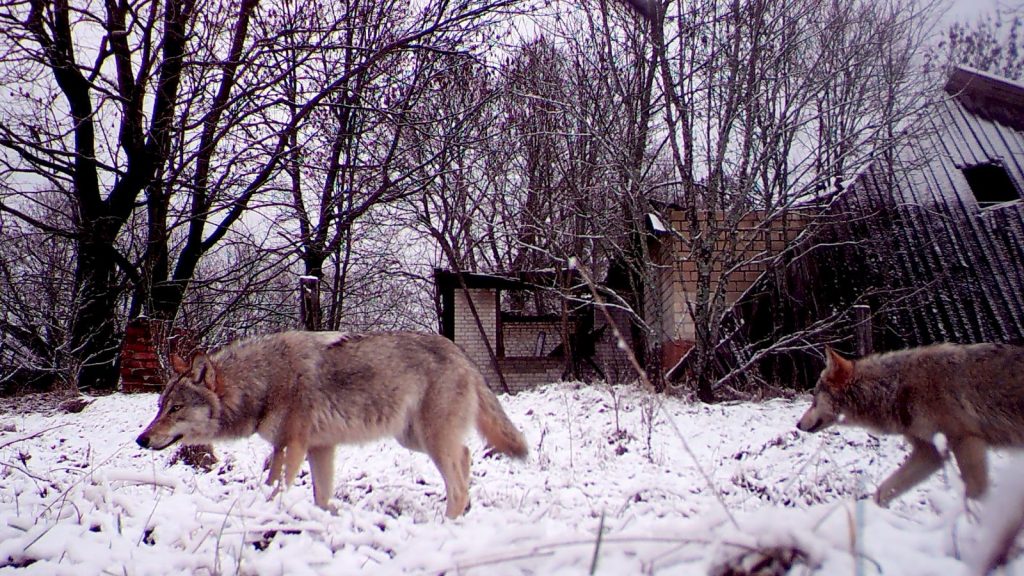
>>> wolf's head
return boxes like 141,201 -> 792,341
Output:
136,353 -> 222,450
796,346 -> 855,433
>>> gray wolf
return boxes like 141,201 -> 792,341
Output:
796,343 -> 1024,506
136,331 -> 528,518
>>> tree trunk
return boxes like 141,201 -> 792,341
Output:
69,231 -> 123,391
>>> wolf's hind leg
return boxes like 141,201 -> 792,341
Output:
459,446 -> 471,487
875,438 -> 943,506
426,439 -> 471,519
396,424 -> 424,453
307,446 -> 336,509
950,436 -> 988,500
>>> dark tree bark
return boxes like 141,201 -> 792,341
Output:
20,0 -> 194,390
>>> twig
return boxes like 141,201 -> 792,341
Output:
191,528 -> 214,555
38,441 -> 129,520
447,550 -> 557,573
0,424 -> 71,451
589,511 -> 606,575
137,491 -> 163,547
22,520 -> 58,553
442,535 -> 713,574
563,393 -> 575,478
0,460 -> 53,485
214,498 -> 239,576
570,257 -> 739,529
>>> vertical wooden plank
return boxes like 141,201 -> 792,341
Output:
852,305 -> 872,356
300,276 -> 321,331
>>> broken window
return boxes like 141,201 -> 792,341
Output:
962,161 -> 1021,208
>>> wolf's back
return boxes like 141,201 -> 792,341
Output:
867,343 -> 1024,389
888,343 -> 1024,445
915,343 -> 1024,396
960,343 -> 1024,444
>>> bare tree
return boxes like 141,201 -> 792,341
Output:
259,0 -> 518,332
0,199 -> 75,391
646,0 -> 942,400
404,53 -> 503,267
403,4 -> 661,380
559,0 -> 661,374
0,0 -> 207,390
925,5 -> 1024,82
0,0 -> 519,390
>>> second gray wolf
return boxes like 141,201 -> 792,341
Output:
136,331 -> 528,518
796,343 -> 1024,506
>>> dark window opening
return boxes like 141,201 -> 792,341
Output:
962,162 -> 1021,207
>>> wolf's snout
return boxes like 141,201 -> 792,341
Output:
136,434 -> 151,449
796,418 -> 821,433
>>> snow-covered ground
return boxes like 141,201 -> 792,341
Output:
0,383 -> 1019,575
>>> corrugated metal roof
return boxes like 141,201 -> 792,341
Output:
945,66 -> 1024,131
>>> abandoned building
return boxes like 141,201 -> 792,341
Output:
116,68 -> 1024,395
664,66 -> 1024,390
433,269 -> 635,391
645,209 -> 809,374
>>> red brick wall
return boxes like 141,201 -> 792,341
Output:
119,318 -> 192,393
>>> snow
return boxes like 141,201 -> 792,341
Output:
1,382 -> 1021,575
646,213 -> 669,234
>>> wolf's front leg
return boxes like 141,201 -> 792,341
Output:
875,437 -> 943,506
266,445 -> 286,488
949,435 -> 988,500
266,442 -> 309,500
307,446 -> 336,509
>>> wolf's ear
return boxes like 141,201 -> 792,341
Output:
170,354 -> 190,375
190,354 -> 220,393
823,346 -> 854,390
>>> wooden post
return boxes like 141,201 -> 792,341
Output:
300,276 -> 321,331
852,304 -> 872,356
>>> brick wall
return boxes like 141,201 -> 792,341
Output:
497,357 -> 565,391
119,318 -> 193,393
452,289 -> 501,388
120,319 -> 164,393
651,210 -> 808,353
502,321 -> 561,357
450,288 -> 569,391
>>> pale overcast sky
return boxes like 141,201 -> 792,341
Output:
945,0 -> 1019,22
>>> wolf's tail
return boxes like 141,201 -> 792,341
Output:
476,383 -> 528,459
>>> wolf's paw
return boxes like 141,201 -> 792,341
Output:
873,490 -> 891,508
267,482 -> 288,502
963,497 -> 982,523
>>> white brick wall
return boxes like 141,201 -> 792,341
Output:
503,322 -> 561,357
451,287 -> 566,391
453,289 -> 500,386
